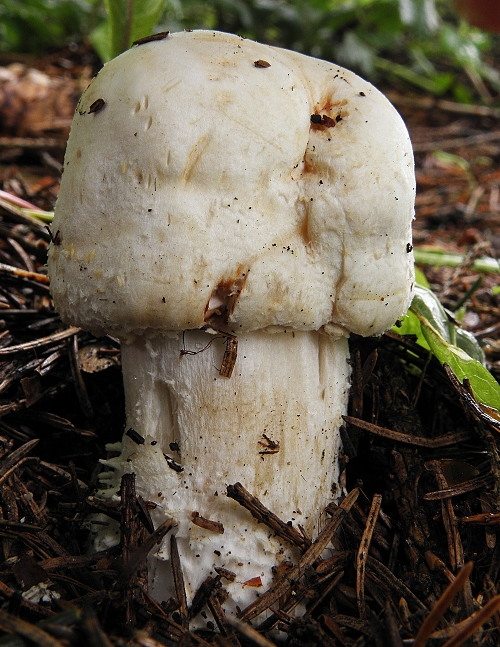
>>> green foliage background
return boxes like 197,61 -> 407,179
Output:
0,0 -> 498,102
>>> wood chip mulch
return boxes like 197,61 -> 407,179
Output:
0,50 -> 498,646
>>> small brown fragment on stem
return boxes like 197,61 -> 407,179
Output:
191,511 -> 224,534
219,334 -> 238,378
227,482 -> 310,551
258,433 -> 280,456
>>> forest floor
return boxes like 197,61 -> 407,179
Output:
0,44 -> 498,646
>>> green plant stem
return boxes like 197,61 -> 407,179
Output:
452,275 -> 482,311
374,56 -> 446,95
123,0 -> 134,53
414,248 -> 500,274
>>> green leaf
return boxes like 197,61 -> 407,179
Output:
393,308 -> 430,349
392,283 -> 499,412
93,0 -> 168,61
413,309 -> 500,411
336,30 -> 375,75
374,55 -> 453,95
414,267 -> 430,288
455,328 -> 485,364
411,284 -> 451,341
89,20 -> 112,62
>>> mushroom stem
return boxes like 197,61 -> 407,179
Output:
104,329 -> 350,608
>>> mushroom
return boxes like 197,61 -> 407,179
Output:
48,30 -> 415,615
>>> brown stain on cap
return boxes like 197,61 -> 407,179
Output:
204,267 -> 250,327
310,97 -> 348,131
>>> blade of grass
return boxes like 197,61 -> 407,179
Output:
414,248 -> 500,274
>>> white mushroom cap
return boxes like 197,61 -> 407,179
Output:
48,30 -> 415,341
